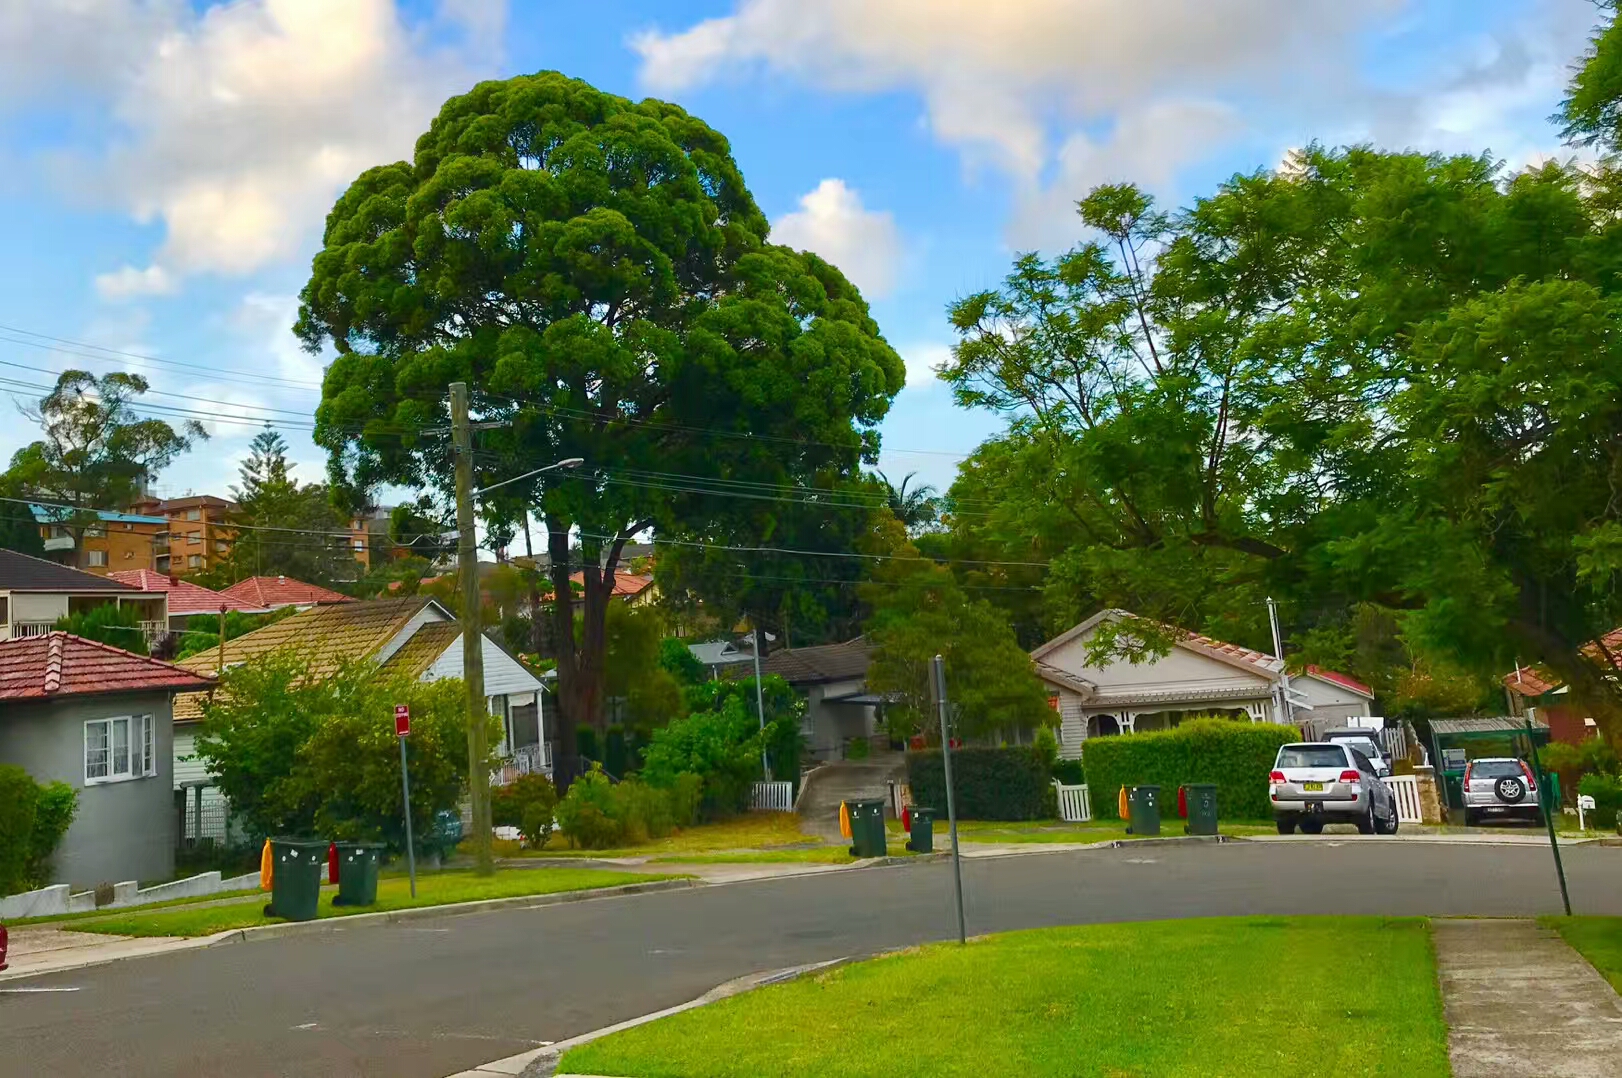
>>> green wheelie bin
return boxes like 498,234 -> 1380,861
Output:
264,838 -> 327,921
905,806 -> 936,853
1182,783 -> 1218,836
1127,785 -> 1162,836
332,842 -> 385,907
846,798 -> 888,858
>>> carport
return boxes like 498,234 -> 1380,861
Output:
1429,716 -> 1552,816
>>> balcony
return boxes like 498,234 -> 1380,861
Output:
492,742 -> 552,785
10,621 -> 57,639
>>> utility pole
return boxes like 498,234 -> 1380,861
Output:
933,654 -> 967,945
451,381 -> 493,876
751,616 -> 769,781
1266,596 -> 1294,727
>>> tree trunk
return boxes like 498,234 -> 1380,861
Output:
546,522 -> 630,790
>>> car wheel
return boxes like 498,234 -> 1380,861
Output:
1356,801 -> 1376,835
1299,818 -> 1324,835
1388,804 -> 1400,835
1276,817 -> 1296,835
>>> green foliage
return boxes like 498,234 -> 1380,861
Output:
865,557 -> 1050,741
0,473 -> 44,556
173,607 -> 296,660
907,748 -> 1050,821
1579,772 -> 1622,830
846,736 -> 870,761
0,766 -> 39,895
648,676 -> 804,816
1052,759 -> 1086,787
53,602 -> 147,655
576,726 -> 599,763
658,636 -> 706,686
605,603 -> 685,736
491,774 -> 558,849
555,764 -> 624,850
195,653 -> 494,850
1033,726 -> 1060,772
1082,720 -> 1301,821
5,370 -> 203,571
28,781 -> 77,887
215,429 -> 353,588
1560,5 -> 1622,148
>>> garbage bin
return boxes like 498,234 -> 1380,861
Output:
906,806 -> 936,854
332,842 -> 384,907
1183,784 -> 1218,836
264,838 -> 327,921
846,798 -> 888,858
1127,785 -> 1161,836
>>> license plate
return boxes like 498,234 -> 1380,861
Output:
1303,782 -> 1325,792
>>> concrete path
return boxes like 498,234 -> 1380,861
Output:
2,925 -> 195,980
1433,919 -> 1622,1077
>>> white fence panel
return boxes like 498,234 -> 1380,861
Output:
890,782 -> 911,818
1054,782 -> 1092,823
1387,774 -> 1423,823
750,780 -> 795,812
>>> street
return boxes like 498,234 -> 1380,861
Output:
3,840 -> 1619,1078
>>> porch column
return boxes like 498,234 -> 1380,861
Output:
1122,713 -> 1137,734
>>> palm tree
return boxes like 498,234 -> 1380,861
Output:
877,470 -> 939,532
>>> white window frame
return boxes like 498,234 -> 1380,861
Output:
87,549 -> 108,567
84,715 -> 156,785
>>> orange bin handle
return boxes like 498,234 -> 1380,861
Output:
1117,786 -> 1130,819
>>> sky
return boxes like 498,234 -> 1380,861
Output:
0,0 -> 1601,510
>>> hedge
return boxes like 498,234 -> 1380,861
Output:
907,747 -> 1048,820
1081,719 -> 1301,821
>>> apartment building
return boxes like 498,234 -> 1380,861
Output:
129,495 -> 237,576
31,506 -> 168,576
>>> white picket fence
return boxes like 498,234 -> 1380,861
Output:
1386,774 -> 1423,823
1054,781 -> 1092,822
750,780 -> 795,812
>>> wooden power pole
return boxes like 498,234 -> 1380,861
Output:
451,381 -> 493,876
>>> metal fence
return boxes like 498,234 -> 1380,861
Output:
177,784 -> 233,846
749,780 -> 795,812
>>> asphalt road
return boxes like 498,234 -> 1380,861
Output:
4,840 -> 1620,1078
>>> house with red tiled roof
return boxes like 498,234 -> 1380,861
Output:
218,574 -> 353,611
1031,610 -> 1375,760
1501,628 -> 1621,745
107,569 -> 268,628
0,633 -> 214,887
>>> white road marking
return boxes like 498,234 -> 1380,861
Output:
1123,858 -> 1159,864
0,986 -> 83,993
292,1022 -> 319,1030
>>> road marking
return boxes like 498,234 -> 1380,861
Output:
292,1022 -> 319,1030
400,928 -> 451,933
1122,858 -> 1159,864
0,986 -> 82,993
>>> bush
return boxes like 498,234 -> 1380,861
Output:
492,774 -> 558,849
555,764 -> 624,849
1579,772 -> 1622,830
615,778 -> 676,844
1033,726 -> 1059,772
1051,759 -> 1086,786
0,766 -> 39,895
667,772 -> 704,828
521,802 -> 556,850
1082,719 -> 1301,820
577,726 -> 600,763
907,748 -> 1049,820
28,781 -> 77,885
847,736 -> 870,760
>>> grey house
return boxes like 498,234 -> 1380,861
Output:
761,638 -> 882,762
0,632 -> 213,888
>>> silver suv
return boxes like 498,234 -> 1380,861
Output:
1270,742 -> 1399,836
1462,758 -> 1543,826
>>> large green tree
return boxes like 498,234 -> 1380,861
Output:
213,429 -> 354,587
6,370 -> 203,568
297,73 -> 902,778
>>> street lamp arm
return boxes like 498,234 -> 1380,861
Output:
472,457 -> 585,497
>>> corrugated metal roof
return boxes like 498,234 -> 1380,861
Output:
1430,716 -> 1548,735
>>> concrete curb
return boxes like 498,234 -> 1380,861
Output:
0,934 -> 220,983
1106,834 -> 1234,849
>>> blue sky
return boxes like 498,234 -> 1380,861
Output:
0,0 -> 1600,509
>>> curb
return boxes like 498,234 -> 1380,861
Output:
1107,834 -> 1235,850
0,934 -> 221,983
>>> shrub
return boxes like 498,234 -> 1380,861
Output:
492,774 -> 558,849
28,781 -> 77,886
667,772 -> 704,828
847,736 -> 870,760
556,764 -> 624,849
1579,772 -> 1622,830
520,802 -> 556,850
0,766 -> 40,895
1033,726 -> 1059,772
1082,719 -> 1301,820
615,778 -> 676,844
1051,759 -> 1086,786
577,726 -> 600,763
907,748 -> 1049,820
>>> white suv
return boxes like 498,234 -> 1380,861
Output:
1270,742 -> 1399,836
1461,758 -> 1543,826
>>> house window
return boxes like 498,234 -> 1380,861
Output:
188,554 -> 203,569
0,596 -> 8,625
84,715 -> 155,784
188,534 -> 201,546
85,522 -> 106,538
87,550 -> 108,567
184,509 -> 201,521
215,540 -> 229,552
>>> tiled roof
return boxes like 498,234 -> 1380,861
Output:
572,571 -> 654,599
1179,629 -> 1285,675
1304,665 -> 1375,699
107,570 -> 268,617
218,575 -> 354,609
1500,627 -> 1622,699
0,548 -> 142,592
0,633 -> 214,700
761,638 -> 873,684
377,621 -> 460,680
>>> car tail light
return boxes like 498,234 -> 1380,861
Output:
1339,770 -> 1361,784
1520,761 -> 1537,790
1269,770 -> 1286,784
1463,763 -> 1474,786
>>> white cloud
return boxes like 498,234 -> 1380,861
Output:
0,0 -> 178,106
773,179 -> 902,297
895,342 -> 952,395
229,292 -> 327,388
93,264 -> 176,301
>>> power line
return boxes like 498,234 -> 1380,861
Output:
0,358 -> 318,419
0,324 -> 323,392
577,531 -> 1050,569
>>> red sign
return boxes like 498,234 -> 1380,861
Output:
394,704 -> 411,737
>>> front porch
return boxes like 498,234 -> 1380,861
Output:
1056,697 -> 1275,759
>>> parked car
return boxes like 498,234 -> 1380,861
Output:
1322,729 -> 1393,777
1270,742 -> 1400,836
1462,758 -> 1543,826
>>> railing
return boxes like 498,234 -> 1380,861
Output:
492,742 -> 552,786
1054,781 -> 1092,822
12,621 -> 57,639
750,780 -> 795,812
1386,774 -> 1423,823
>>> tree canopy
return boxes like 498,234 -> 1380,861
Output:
297,71 -> 903,776
212,429 -> 353,587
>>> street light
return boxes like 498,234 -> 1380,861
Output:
472,457 -> 585,497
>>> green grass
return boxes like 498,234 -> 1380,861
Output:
651,846 -> 925,865
561,917 -> 1450,1078
899,819 -> 1280,844
8,887 -> 265,927
488,812 -> 831,860
60,868 -> 675,938
1543,917 -> 1622,993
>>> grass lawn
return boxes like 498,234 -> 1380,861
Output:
497,813 -> 831,859
561,917 -> 1449,1078
8,887 -> 264,927
905,819 -> 1280,844
1544,917 -> 1622,993
60,868 -> 673,938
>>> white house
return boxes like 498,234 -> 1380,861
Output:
1031,609 -> 1374,760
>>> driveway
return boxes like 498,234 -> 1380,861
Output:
2,840 -> 1617,1078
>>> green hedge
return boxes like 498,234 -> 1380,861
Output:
907,747 -> 1048,820
1082,720 -> 1301,821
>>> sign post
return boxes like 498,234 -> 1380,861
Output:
932,654 -> 966,945
1526,717 -> 1570,916
396,704 -> 417,898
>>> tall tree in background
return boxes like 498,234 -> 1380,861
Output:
5,371 -> 202,568
876,470 -> 939,533
215,429 -> 351,586
298,73 -> 903,780
0,472 -> 44,557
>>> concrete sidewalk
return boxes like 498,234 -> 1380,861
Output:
1,924 -> 203,981
1433,919 -> 1622,1077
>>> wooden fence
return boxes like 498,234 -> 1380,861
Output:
1054,782 -> 1092,822
1386,775 -> 1423,823
749,780 -> 795,812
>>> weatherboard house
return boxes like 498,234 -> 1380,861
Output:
1031,610 -> 1375,760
